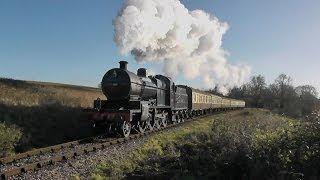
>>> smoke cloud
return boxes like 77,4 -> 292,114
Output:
113,0 -> 251,94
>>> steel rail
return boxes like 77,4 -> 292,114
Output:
0,134 -> 110,166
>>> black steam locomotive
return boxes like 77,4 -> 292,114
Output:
88,61 -> 245,137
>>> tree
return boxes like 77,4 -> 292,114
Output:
272,74 -> 293,108
271,74 -> 300,116
295,85 -> 319,116
295,85 -> 318,97
247,75 -> 266,108
208,85 -> 224,96
211,73 -> 320,119
228,85 -> 247,100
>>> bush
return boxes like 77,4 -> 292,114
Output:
92,109 -> 320,179
0,123 -> 22,157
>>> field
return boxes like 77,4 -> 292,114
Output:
91,109 -> 320,179
0,78 -> 104,156
1,78 -> 319,179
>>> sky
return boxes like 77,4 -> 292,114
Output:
0,0 -> 319,91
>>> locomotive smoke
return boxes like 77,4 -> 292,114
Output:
113,0 -> 251,94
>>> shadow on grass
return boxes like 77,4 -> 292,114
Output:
0,102 -> 95,152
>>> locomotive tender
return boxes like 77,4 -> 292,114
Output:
88,61 -> 245,137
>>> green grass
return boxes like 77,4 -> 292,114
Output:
0,78 -> 104,155
91,109 -> 320,179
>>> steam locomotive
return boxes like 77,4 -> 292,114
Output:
88,61 -> 245,137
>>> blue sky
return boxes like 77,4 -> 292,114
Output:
0,0 -> 319,90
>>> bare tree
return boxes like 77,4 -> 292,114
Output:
208,85 -> 224,96
272,74 -> 295,109
248,75 -> 266,108
295,85 -> 318,97
229,85 -> 247,100
296,85 -> 319,116
213,73 -> 319,119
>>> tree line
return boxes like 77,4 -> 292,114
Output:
215,74 -> 319,119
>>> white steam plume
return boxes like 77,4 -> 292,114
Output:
113,0 -> 251,94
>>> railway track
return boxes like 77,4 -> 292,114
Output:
0,110 -> 231,180
0,134 -> 116,179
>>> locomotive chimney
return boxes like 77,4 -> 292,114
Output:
119,61 -> 128,70
137,68 -> 147,77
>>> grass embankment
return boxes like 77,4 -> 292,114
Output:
91,109 -> 320,179
0,78 -> 104,156
0,78 -> 102,107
